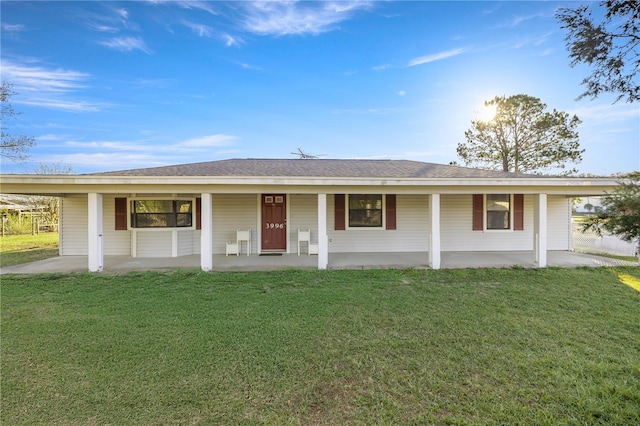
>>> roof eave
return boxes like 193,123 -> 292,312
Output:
0,174 -> 620,196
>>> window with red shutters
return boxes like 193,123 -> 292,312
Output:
473,194 -> 524,231
336,194 -> 396,230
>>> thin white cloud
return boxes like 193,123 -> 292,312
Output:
52,152 -> 168,170
2,23 -> 25,32
1,59 -> 108,112
240,1 -> 373,36
179,134 -> 237,148
83,5 -> 139,33
397,90 -> 406,96
115,8 -> 129,20
372,64 -> 392,71
1,60 -> 89,93
407,47 -> 468,67
47,134 -> 239,171
181,0 -> 218,15
99,37 -> 151,54
569,103 -> 640,124
182,20 -> 214,37
87,23 -> 120,33
496,12 -> 546,29
35,134 -> 59,141
65,140 -> 152,151
222,33 -> 243,47
237,62 -> 263,71
332,107 -> 398,115
131,78 -> 172,89
66,134 -> 238,153
18,98 -> 107,113
144,0 -> 218,16
512,31 -> 553,49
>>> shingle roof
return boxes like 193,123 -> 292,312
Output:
88,159 -> 538,179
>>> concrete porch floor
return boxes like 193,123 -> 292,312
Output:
1,251 -> 636,274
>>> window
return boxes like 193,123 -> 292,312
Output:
130,199 -> 193,228
348,194 -> 383,227
472,194 -> 523,231
486,194 -> 510,230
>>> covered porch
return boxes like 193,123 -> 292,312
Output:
85,192 -> 554,272
2,251 -> 635,275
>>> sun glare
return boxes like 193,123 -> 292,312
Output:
477,104 -> 497,122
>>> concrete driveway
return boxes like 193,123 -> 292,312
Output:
1,251 -> 636,274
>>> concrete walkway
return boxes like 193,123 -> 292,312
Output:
1,251 -> 636,274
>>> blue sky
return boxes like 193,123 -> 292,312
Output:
1,1 -> 638,175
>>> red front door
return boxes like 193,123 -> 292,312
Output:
262,194 -> 287,251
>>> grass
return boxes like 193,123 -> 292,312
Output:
2,267 -> 639,425
0,233 -> 59,268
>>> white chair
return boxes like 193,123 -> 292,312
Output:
225,241 -> 238,256
298,229 -> 311,255
236,229 -> 251,256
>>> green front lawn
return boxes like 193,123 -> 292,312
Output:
2,268 -> 639,424
0,233 -> 59,268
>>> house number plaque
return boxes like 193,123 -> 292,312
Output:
265,223 -> 284,229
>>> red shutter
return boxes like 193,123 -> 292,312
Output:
115,198 -> 127,230
513,194 -> 524,231
196,197 -> 202,230
335,194 -> 345,230
472,194 -> 483,231
386,194 -> 397,230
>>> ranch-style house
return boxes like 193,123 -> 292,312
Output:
0,158 -> 618,272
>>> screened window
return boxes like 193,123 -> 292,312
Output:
130,200 -> 193,228
348,194 -> 383,227
486,194 -> 510,230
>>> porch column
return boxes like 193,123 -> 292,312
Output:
317,193 -> 328,270
200,193 -> 213,271
88,193 -> 103,272
534,193 -> 548,267
428,193 -> 441,270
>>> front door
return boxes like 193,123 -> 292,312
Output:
262,194 -> 287,251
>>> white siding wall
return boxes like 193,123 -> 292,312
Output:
135,231 -> 172,257
441,194 -> 528,251
212,194 -> 258,255
548,196 -> 571,250
133,230 -> 198,257
102,195 -> 131,255
177,231 -> 195,256
327,194 -> 430,253
441,194 -> 571,251
59,192 -> 572,258
289,194 -> 318,249
192,230 -> 201,255
60,195 -> 88,255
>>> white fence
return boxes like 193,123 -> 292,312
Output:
572,221 -> 637,257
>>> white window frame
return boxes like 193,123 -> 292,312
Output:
128,196 -> 197,231
484,194 -> 514,232
345,194 -> 386,230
